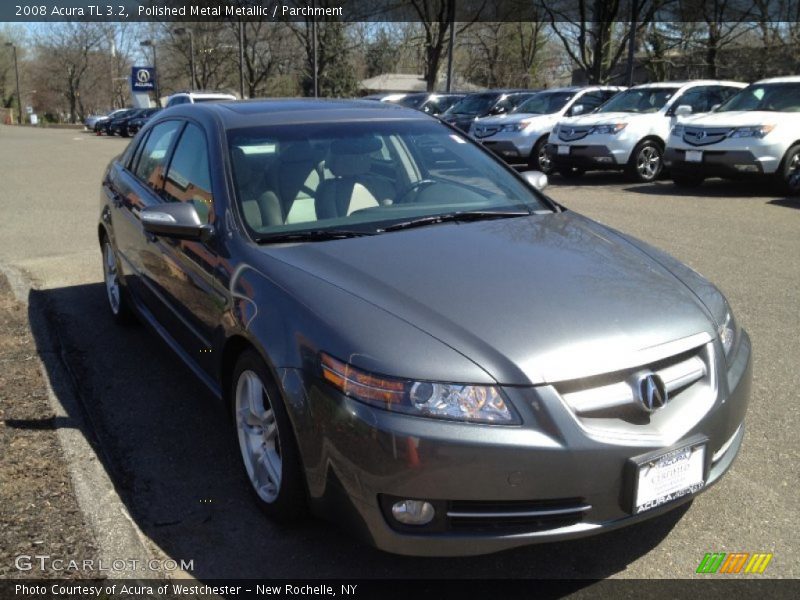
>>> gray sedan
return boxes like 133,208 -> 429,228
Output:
98,99 -> 751,556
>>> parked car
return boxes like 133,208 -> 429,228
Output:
125,108 -> 161,137
385,92 -> 467,116
165,90 -> 237,108
441,90 -> 539,132
471,86 -> 624,172
99,99 -> 750,556
85,108 -> 127,131
107,108 -> 148,137
95,108 -> 141,135
664,76 -> 800,194
547,80 -> 746,182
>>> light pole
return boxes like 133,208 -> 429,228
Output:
139,40 -> 160,106
173,28 -> 195,90
4,42 -> 22,125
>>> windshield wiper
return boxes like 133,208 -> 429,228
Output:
381,209 -> 531,233
254,229 -> 375,244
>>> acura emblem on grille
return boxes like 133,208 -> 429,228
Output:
697,131 -> 707,139
635,373 -> 669,413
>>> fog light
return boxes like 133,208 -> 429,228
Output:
595,156 -> 613,163
391,500 -> 435,525
734,164 -> 758,172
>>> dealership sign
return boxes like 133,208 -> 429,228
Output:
131,67 -> 156,92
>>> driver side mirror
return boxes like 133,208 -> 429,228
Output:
570,104 -> 586,116
522,170 -> 548,191
710,103 -> 721,112
141,202 -> 214,242
674,104 -> 693,117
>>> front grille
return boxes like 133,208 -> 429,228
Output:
446,498 -> 590,533
558,126 -> 592,141
474,125 -> 499,138
683,127 -> 732,146
553,339 -> 717,443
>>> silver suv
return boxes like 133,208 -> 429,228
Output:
165,91 -> 236,108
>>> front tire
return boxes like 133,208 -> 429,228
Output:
528,137 -> 553,174
232,350 -> 307,520
102,238 -> 133,325
627,140 -> 663,183
777,144 -> 800,196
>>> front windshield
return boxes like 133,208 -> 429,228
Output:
227,120 -> 550,239
598,87 -> 679,113
513,92 -> 575,115
716,82 -> 800,112
444,94 -> 496,116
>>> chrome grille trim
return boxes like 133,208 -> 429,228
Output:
558,126 -> 591,141
683,127 -> 732,146
447,505 -> 591,519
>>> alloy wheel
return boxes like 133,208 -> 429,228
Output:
636,145 -> 661,181
103,242 -> 121,315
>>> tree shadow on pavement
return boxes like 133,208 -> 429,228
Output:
27,282 -> 689,581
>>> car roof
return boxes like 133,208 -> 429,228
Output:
162,98 -> 436,129
630,80 -> 746,90
752,75 -> 800,84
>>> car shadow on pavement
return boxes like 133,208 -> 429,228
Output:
27,282 -> 689,581
623,179 -> 780,198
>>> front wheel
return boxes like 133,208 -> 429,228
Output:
232,350 -> 307,520
777,144 -> 800,196
528,137 -> 553,174
627,140 -> 663,183
102,238 -> 133,324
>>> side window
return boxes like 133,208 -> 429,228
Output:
163,123 -> 214,224
714,86 -> 740,106
134,121 -> 182,191
573,91 -> 607,114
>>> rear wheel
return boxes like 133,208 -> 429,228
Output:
232,350 -> 307,520
627,140 -> 663,183
672,170 -> 705,188
528,137 -> 553,174
777,144 -> 800,196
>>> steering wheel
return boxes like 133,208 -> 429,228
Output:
396,179 -> 437,204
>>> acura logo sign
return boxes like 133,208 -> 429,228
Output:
635,373 -> 668,413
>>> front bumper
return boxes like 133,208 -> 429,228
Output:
280,331 -> 751,556
477,134 -> 536,163
664,145 -> 784,176
546,143 -> 627,170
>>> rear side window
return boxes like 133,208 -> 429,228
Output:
134,121 -> 182,190
163,123 -> 214,224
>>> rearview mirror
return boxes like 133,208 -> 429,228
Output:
141,203 -> 214,242
674,104 -> 693,117
570,104 -> 585,116
522,170 -> 548,191
490,105 -> 507,116
710,103 -> 721,112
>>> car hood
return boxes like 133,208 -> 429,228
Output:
262,212 -> 715,385
679,110 -> 784,127
476,113 -> 553,126
561,111 -> 658,126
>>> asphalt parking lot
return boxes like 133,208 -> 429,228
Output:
0,124 -> 797,580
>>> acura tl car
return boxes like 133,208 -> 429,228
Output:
99,99 -> 751,556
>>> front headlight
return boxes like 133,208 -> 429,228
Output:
718,309 -> 737,358
671,124 -> 685,137
501,122 -> 528,132
590,123 -> 627,135
729,125 -> 774,138
320,353 -> 518,424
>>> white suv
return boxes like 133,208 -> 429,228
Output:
664,76 -> 800,194
165,91 -> 236,108
547,80 -> 746,182
470,86 -> 624,173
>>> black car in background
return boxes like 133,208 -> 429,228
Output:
441,90 -> 539,132
95,108 -> 141,136
125,108 -> 161,136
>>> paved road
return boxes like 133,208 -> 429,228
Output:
0,124 -> 797,579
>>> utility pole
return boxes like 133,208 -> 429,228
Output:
446,1 -> 455,92
311,4 -> 318,98
626,0 -> 638,86
140,40 -> 160,106
174,28 -> 196,90
4,42 -> 22,125
238,21 -> 245,99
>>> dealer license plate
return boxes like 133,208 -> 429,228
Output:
685,150 -> 703,162
557,145 -> 570,155
633,442 -> 706,514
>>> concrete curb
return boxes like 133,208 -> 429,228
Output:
0,262 -> 166,580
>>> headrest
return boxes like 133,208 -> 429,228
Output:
328,153 -> 371,178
